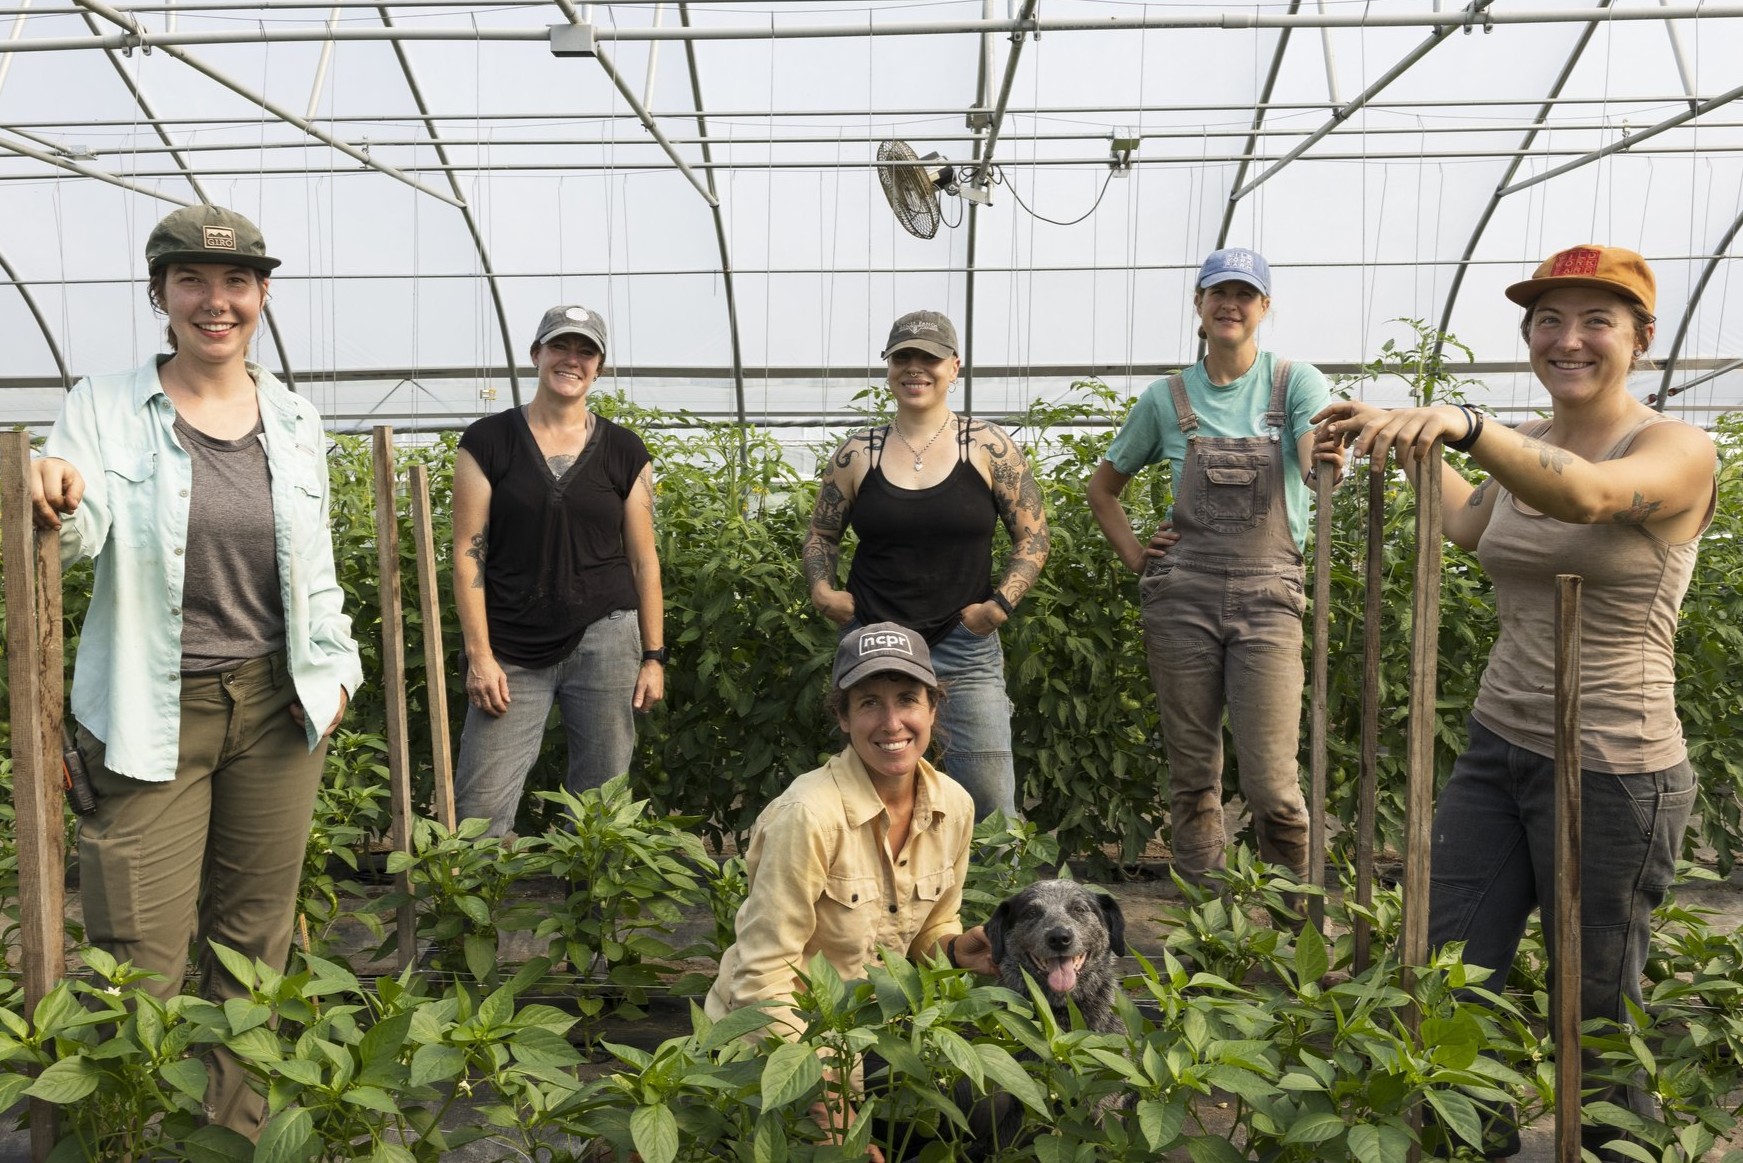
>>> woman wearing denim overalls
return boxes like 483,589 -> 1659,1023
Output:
1088,249 -> 1341,888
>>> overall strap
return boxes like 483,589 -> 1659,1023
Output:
1264,359 -> 1293,441
1168,374 -> 1199,436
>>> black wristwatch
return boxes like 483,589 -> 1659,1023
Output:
642,647 -> 669,665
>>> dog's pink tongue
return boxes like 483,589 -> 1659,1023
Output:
1046,958 -> 1078,993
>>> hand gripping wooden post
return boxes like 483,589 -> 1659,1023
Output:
372,427 -> 417,970
1353,461 -> 1386,973
407,464 -> 456,831
1307,467 -> 1334,930
1553,575 -> 1583,1163
1,430 -> 67,1161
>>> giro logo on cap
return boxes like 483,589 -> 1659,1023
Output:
858,630 -> 913,657
1550,247 -> 1602,277
202,226 -> 237,252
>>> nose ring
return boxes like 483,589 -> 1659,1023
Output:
208,307 -> 223,318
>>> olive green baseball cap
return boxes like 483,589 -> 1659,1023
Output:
146,205 -> 280,274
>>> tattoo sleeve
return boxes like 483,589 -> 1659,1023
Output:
1467,479 -> 1491,509
803,438 -> 861,589
988,431 -> 1050,605
466,525 -> 488,589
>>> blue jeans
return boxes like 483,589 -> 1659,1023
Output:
844,619 -> 1017,822
1430,716 -> 1696,1142
453,609 -> 641,837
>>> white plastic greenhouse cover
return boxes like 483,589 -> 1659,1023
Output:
1,0 -> 1740,435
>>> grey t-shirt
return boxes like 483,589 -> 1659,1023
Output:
174,413 -> 286,672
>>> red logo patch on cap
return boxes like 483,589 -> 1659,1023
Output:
1550,248 -> 1601,277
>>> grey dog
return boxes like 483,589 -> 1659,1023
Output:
984,879 -> 1127,1032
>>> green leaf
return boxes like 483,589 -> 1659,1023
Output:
223,996 -> 272,1035
1293,920 -> 1329,985
1280,1110 -> 1346,1145
760,1041 -> 823,1109
630,1102 -> 680,1163
341,1084 -> 402,1115
409,1043 -> 467,1088
26,1057 -> 100,1103
160,1055 -> 209,1101
974,1043 -> 1048,1114
253,1106 -> 316,1163
1184,1134 -> 1247,1163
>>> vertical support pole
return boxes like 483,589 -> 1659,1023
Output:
1402,444 -> 1443,1163
1306,468 -> 1334,930
1353,460 -> 1385,973
1,430 -> 66,1161
372,427 -> 416,970
1553,575 -> 1584,1163
1402,448 -> 1443,989
407,464 -> 455,831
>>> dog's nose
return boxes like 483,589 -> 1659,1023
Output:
1046,929 -> 1073,951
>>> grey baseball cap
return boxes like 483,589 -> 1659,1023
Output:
833,622 -> 938,690
146,205 -> 280,274
881,310 -> 958,360
534,304 -> 608,358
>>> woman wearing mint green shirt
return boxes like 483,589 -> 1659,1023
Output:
1086,248 -> 1341,889
28,205 -> 362,1140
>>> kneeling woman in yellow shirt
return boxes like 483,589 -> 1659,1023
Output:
706,622 -> 995,1156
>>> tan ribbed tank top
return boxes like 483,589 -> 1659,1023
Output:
1470,416 -> 1714,773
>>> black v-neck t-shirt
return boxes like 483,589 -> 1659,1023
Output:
458,407 -> 651,667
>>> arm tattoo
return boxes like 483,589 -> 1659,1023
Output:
803,468 -> 853,589
1611,492 -> 1663,525
1467,479 -> 1491,509
466,526 -> 488,589
987,426 -> 1050,604
1520,436 -> 1572,475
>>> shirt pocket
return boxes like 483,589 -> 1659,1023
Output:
101,448 -> 157,547
914,867 -> 955,905
821,874 -> 878,913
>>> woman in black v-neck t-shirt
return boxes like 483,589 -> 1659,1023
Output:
451,304 -> 665,837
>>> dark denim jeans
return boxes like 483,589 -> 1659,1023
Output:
1430,716 -> 1696,1151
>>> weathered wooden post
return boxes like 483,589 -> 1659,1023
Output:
1,430 -> 67,1161
1403,445 -> 1443,1163
1553,575 -> 1583,1163
372,427 -> 417,969
408,463 -> 456,831
1353,462 -> 1386,973
1307,468 -> 1334,930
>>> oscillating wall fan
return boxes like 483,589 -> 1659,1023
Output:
876,140 -> 957,239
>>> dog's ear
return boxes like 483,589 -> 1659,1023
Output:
985,898 -> 1013,964
1095,892 -> 1127,957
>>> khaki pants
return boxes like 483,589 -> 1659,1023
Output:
77,652 -> 327,1137
1139,562 -> 1311,885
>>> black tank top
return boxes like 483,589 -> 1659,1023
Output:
846,420 -> 997,644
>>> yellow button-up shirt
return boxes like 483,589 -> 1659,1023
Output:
705,747 -> 975,1040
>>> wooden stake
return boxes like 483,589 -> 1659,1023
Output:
1306,467 -> 1334,931
372,427 -> 417,970
1353,461 -> 1385,973
1,431 -> 67,1161
407,464 -> 455,831
1553,575 -> 1584,1163
1402,447 -> 1443,997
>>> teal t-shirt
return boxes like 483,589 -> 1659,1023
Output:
1103,351 -> 1332,551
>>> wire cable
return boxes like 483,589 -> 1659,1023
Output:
995,162 -> 1116,228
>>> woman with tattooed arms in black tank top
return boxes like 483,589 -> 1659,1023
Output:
803,310 -> 1050,823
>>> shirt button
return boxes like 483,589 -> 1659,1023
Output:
899,859 -> 908,866
174,547 -> 184,556
850,894 -> 858,903
888,905 -> 898,914
170,608 -> 181,617
179,489 -> 189,498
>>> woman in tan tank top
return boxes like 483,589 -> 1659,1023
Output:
1316,246 -> 1717,1160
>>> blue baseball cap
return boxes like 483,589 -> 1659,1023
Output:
1197,248 -> 1271,296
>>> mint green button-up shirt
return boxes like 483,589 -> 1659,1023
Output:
44,356 -> 365,782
